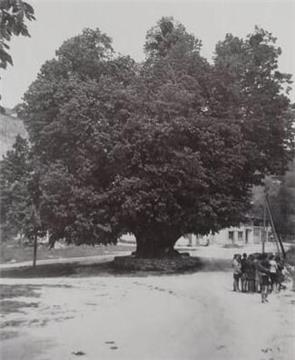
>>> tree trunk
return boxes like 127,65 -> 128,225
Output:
134,227 -> 180,258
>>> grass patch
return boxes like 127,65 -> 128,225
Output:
0,255 -> 232,278
223,243 -> 242,249
0,330 -> 19,340
0,242 -> 134,264
0,261 -> 130,278
0,320 -> 26,328
0,300 -> 39,315
0,263 -> 80,278
0,284 -> 41,299
0,284 -> 41,318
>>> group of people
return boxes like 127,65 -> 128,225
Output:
232,252 -> 285,303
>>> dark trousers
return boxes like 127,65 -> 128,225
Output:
248,279 -> 255,292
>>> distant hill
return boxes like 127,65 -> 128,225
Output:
0,111 -> 27,159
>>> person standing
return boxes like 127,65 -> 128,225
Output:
257,254 -> 271,303
241,253 -> 248,292
275,255 -> 285,291
253,257 -> 261,293
232,254 -> 242,292
269,254 -> 278,292
246,255 -> 256,293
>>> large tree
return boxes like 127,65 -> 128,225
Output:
16,19 -> 295,257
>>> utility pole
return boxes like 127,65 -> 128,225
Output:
32,203 -> 39,267
262,199 -> 266,254
30,165 -> 42,268
265,195 -> 285,258
33,233 -> 38,267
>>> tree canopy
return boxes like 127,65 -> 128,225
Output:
2,17 -> 294,257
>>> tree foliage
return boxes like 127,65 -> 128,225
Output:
271,162 -> 295,239
3,18 -> 295,256
0,135 -> 43,241
19,28 -> 136,247
252,159 -> 295,240
214,27 -> 294,174
0,0 -> 35,68
0,0 -> 35,108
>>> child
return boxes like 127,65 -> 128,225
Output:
268,254 -> 278,292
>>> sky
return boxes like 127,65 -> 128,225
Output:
1,0 -> 295,108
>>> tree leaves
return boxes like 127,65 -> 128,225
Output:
0,0 -> 35,68
214,27 -> 294,175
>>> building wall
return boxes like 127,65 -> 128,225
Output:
176,224 -> 271,247
210,225 -> 269,245
121,225 -> 272,247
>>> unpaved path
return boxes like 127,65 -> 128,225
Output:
1,270 -> 294,360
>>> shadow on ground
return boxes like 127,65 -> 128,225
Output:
0,257 -> 231,278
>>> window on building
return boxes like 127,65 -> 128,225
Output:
238,231 -> 243,242
228,231 -> 235,243
245,229 -> 251,244
253,227 -> 261,244
254,228 -> 260,237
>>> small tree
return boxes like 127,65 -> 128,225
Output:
0,135 -> 32,241
0,136 -> 44,265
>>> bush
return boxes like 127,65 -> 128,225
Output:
222,244 -> 242,249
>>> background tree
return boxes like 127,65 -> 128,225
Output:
214,27 -> 294,174
271,162 -> 295,240
15,19 -> 295,257
0,0 -> 35,109
252,160 -> 295,241
0,0 -> 35,69
0,135 -> 44,244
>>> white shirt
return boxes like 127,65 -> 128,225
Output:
269,259 -> 278,273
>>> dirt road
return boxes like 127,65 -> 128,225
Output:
1,269 -> 294,360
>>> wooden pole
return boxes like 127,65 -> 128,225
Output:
32,203 -> 39,267
265,195 -> 285,257
30,164 -> 41,268
33,233 -> 37,267
262,199 -> 266,254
